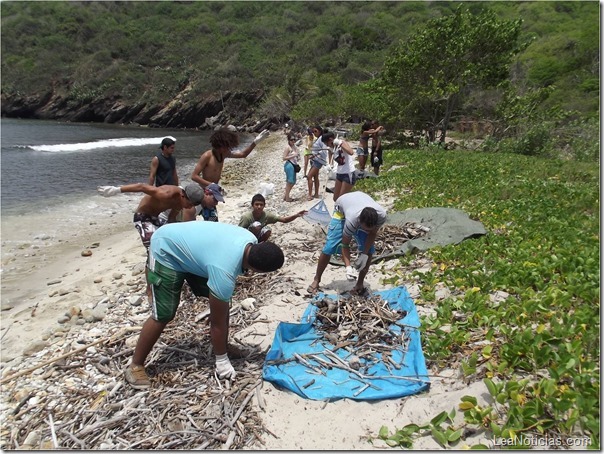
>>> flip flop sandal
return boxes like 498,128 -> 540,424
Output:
306,283 -> 321,295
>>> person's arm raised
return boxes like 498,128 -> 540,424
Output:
229,130 -> 270,159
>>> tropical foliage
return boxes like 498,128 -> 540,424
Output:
1,2 -> 599,155
356,148 -> 599,448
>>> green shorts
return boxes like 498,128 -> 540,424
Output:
147,258 -> 211,323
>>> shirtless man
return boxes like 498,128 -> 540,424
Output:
184,128 -> 270,221
97,183 -> 203,250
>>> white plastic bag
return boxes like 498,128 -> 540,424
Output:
258,182 -> 275,198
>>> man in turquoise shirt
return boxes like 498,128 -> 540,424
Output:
125,222 -> 285,389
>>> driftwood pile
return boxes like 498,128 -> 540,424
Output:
0,272 -> 280,450
311,293 -> 414,374
373,222 -> 429,258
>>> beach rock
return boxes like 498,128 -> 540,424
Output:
240,298 -> 256,311
23,341 -> 47,356
57,315 -> 71,324
1,302 -> 14,311
93,277 -> 103,283
129,296 -> 143,307
46,279 -> 62,286
81,250 -> 92,257
131,262 -> 145,276
113,272 -> 123,280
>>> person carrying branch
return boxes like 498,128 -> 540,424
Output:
124,221 -> 285,389
307,191 -> 387,297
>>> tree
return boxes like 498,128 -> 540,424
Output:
378,6 -> 525,143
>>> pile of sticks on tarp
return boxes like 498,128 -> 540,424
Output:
311,293 -> 414,375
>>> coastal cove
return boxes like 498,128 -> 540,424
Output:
0,124 -> 492,450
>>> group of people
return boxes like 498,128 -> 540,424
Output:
279,121 -> 386,204
97,124 -> 387,389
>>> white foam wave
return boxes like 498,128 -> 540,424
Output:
30,137 -> 165,153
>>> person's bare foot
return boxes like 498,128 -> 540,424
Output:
307,195 -> 313,201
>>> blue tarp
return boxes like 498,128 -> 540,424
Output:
262,287 -> 430,401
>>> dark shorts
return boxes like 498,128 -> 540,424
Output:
147,256 -> 211,323
372,147 -> 383,167
336,172 -> 356,185
133,213 -> 165,249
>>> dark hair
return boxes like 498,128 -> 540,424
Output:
248,242 -> 285,272
321,131 -> 335,143
359,207 -> 379,228
361,121 -> 372,132
160,137 -> 176,149
210,129 -> 239,150
251,194 -> 265,205
313,126 -> 323,135
287,134 -> 296,142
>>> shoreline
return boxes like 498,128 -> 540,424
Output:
0,130 -> 491,450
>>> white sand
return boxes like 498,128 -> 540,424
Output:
0,131 -> 491,449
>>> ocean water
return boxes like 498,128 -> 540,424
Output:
1,118 -> 216,216
0,118 -> 257,265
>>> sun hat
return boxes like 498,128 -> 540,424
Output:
183,183 -> 203,205
160,136 -> 177,148
206,183 -> 225,203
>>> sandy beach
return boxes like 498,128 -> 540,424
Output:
0,131 -> 491,449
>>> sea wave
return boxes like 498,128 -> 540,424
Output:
30,137 -> 165,153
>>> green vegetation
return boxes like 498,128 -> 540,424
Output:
356,147 -> 599,448
1,2 -> 599,157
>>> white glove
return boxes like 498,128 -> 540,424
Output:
253,130 -> 270,145
346,266 -> 358,281
97,186 -> 121,197
373,155 -> 380,164
354,253 -> 369,271
215,353 -> 236,379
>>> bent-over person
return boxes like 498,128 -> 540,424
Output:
97,183 -> 203,249
123,222 -> 285,389
307,191 -> 387,297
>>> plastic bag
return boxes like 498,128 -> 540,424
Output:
259,182 -> 275,198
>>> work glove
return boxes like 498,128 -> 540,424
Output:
295,139 -> 303,147
373,155 -> 380,165
97,186 -> 121,197
215,353 -> 236,379
253,130 -> 270,145
346,266 -> 358,281
354,253 -> 369,271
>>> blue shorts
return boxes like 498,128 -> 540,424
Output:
311,160 -> 324,170
356,146 -> 368,156
322,217 -> 375,255
284,161 -> 297,184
